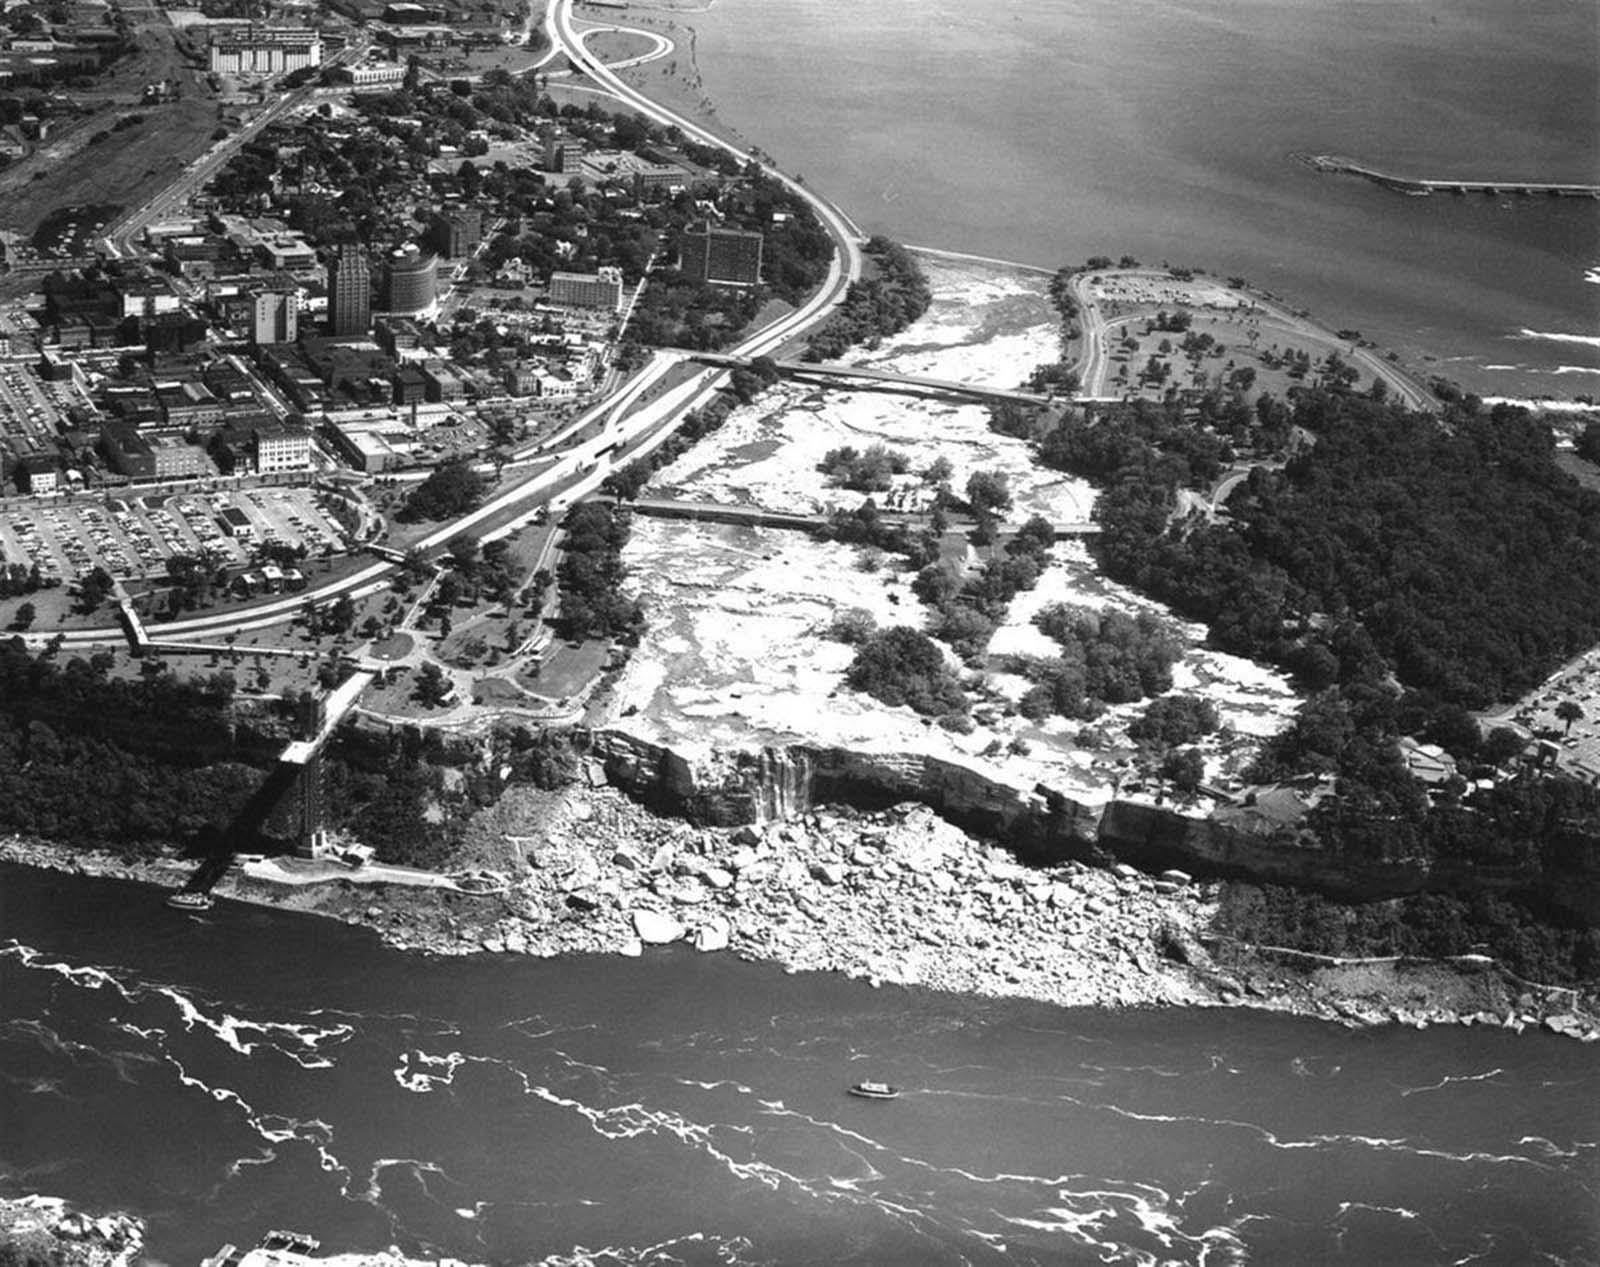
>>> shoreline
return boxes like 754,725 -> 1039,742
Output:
5,796 -> 1595,1041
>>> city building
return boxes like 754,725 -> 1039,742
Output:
16,455 -> 59,494
381,245 -> 437,315
337,61 -> 406,88
254,423 -> 313,474
679,222 -> 764,287
392,364 -> 427,405
430,206 -> 482,259
100,425 -> 215,481
543,132 -> 585,174
252,289 -> 299,344
421,361 -> 466,403
327,247 -> 371,336
548,266 -> 624,312
208,24 -> 322,77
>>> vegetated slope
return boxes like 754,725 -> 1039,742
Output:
802,236 -> 933,361
0,638 -> 269,849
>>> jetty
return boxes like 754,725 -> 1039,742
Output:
1299,153 -> 1600,199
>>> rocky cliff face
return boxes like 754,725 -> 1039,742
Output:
588,729 -> 1101,855
589,727 -> 1600,923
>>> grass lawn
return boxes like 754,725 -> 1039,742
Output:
370,631 -> 416,660
523,638 -> 610,702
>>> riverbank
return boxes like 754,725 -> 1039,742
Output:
5,788 -> 1595,1040
0,1196 -> 142,1267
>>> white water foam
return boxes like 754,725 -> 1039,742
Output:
1516,328 -> 1600,351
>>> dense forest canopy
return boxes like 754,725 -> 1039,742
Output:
1059,391 -> 1600,712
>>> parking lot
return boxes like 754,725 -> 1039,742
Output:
0,358 -> 76,461
0,486 -> 354,583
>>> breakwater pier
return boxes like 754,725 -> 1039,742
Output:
1298,153 -> 1600,198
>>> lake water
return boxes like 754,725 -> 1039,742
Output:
4,865 -> 1597,1265
678,0 -> 1599,396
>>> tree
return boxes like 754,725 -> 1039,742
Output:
965,469 -> 1012,515
414,661 -> 449,706
1556,700 -> 1584,735
1577,420 -> 1600,466
401,460 -> 487,522
76,566 -> 114,614
1161,746 -> 1205,794
10,602 -> 35,631
844,626 -> 966,716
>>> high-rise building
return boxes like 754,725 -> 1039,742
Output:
679,222 -> 764,287
327,247 -> 371,336
382,245 -> 436,315
252,289 -> 299,344
543,132 -> 585,174
431,206 -> 482,259
548,266 -> 624,311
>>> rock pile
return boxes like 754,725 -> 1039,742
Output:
418,790 -> 1230,1010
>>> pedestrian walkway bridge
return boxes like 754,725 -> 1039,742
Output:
281,667 -> 379,765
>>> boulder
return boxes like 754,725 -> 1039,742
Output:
811,861 -> 846,886
1542,1013 -> 1589,1039
632,909 -> 685,945
701,866 -> 734,890
1160,869 -> 1192,886
692,917 -> 731,952
729,846 -> 762,871
1112,863 -> 1141,881
618,937 -> 644,958
733,825 -> 763,846
671,880 -> 709,905
611,846 -> 644,871
564,889 -> 601,912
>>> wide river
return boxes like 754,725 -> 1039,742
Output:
3,865 -> 1597,1264
675,0 -> 1599,396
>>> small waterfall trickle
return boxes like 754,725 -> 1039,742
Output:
750,746 -> 815,822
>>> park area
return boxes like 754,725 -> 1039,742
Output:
1076,269 -> 1420,405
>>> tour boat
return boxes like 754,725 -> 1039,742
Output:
848,1080 -> 901,1100
166,891 -> 214,912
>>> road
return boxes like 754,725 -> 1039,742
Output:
39,3 -> 864,650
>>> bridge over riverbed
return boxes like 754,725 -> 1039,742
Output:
626,496 -> 1100,539
691,354 -> 1056,407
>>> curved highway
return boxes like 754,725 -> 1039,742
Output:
40,1 -> 865,650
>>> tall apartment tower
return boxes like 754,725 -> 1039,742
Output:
679,222 -> 764,287
382,245 -> 437,315
327,247 -> 371,336
431,206 -> 482,259
251,290 -> 299,344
